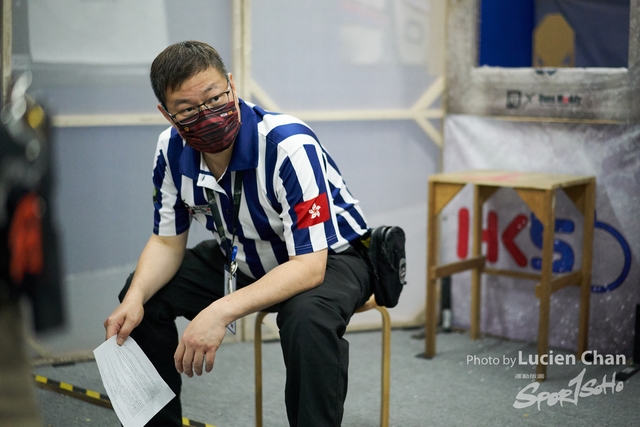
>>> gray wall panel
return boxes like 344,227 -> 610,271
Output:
51,125 -> 166,275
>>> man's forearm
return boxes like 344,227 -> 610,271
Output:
124,232 -> 189,305
212,249 -> 328,325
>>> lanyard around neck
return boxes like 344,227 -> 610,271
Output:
205,171 -> 243,266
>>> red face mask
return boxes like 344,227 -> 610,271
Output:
177,101 -> 241,153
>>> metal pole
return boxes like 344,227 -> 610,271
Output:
1,0 -> 13,107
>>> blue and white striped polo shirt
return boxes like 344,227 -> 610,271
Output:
152,99 -> 368,279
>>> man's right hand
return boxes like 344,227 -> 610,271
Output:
104,298 -> 144,346
103,232 -> 188,346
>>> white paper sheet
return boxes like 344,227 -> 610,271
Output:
93,336 -> 175,427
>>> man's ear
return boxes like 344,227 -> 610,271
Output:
158,104 -> 180,131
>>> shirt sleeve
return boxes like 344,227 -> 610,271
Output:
275,135 -> 338,255
152,130 -> 191,236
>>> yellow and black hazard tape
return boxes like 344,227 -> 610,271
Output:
33,375 -> 216,427
34,374 -> 112,409
182,417 -> 216,427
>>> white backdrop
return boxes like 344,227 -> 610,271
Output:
442,115 -> 639,356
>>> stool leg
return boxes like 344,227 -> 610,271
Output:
255,306 -> 392,426
470,185 -> 483,340
425,180 -> 438,357
376,306 -> 391,427
536,190 -> 555,381
578,181 -> 595,356
255,312 -> 268,427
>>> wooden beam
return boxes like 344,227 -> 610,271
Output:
52,113 -> 166,128
515,188 -> 548,221
51,107 -> 445,128
578,179 -> 596,355
241,0 -> 252,101
483,268 -> 541,281
411,75 -> 445,110
232,0 -> 244,96
534,271 -> 582,298
470,185 -> 485,339
288,108 -> 444,122
425,180 -> 439,357
477,185 -> 499,205
414,116 -> 443,147
536,190 -> 555,380
432,182 -> 465,215
430,256 -> 486,280
563,184 -> 586,214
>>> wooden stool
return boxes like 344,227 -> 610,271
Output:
424,170 -> 596,380
254,295 -> 391,427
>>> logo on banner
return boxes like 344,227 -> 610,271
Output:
294,193 -> 330,229
505,90 -> 583,109
505,90 -> 536,109
506,90 -> 522,109
539,93 -> 582,106
456,208 -> 631,292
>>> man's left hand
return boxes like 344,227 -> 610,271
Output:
174,305 -> 227,377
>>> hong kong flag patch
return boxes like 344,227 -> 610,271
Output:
293,192 -> 331,229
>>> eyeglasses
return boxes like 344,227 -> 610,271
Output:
166,83 -> 232,125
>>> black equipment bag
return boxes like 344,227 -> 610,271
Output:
366,226 -> 407,308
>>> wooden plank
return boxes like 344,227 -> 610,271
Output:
534,271 -> 582,298
241,0 -> 252,100
414,116 -> 443,148
515,188 -> 548,222
470,185 -> 483,340
289,107 -> 444,122
232,0 -> 243,96
478,185 -> 499,205
52,113 -> 166,127
433,182 -> 465,215
578,180 -> 596,355
376,305 -> 392,427
536,190 -> 555,380
430,256 -> 485,279
412,75 -> 445,110
551,271 -> 582,293
52,108 -> 445,128
483,268 -> 541,281
425,181 -> 439,357
429,170 -> 595,190
425,275 -> 438,358
563,184 -> 587,214
255,311 -> 267,427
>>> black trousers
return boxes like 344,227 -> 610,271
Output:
119,239 -> 372,427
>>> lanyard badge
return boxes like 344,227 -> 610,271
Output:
223,246 -> 238,334
205,172 -> 243,335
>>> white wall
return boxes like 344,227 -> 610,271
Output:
22,0 -> 442,351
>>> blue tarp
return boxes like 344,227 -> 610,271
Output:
479,0 -> 630,68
